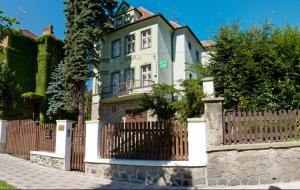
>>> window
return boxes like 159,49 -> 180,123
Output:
189,73 -> 193,79
112,106 -> 116,113
125,35 -> 135,53
125,68 -> 134,89
141,65 -> 151,86
124,14 -> 132,23
112,72 -> 120,95
116,17 -> 123,27
112,39 -> 121,58
141,29 -> 152,49
196,50 -> 200,61
188,42 -> 192,50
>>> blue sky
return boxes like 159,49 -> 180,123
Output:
0,0 -> 299,40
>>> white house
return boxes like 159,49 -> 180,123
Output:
91,1 -> 208,122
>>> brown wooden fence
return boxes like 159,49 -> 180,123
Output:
100,121 -> 188,161
223,110 -> 300,145
5,120 -> 56,158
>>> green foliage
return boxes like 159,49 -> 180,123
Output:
35,35 -> 64,122
3,31 -> 37,93
137,84 -> 178,121
0,10 -> 18,52
46,62 -> 76,119
0,63 -> 20,119
208,22 -> 300,111
137,80 -> 205,123
175,79 -> 204,123
21,92 -> 42,102
64,0 -> 117,124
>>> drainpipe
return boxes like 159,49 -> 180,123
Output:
171,31 -> 175,101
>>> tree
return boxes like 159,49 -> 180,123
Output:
137,84 -> 178,121
0,63 -> 20,119
46,62 -> 76,119
63,0 -> 117,125
0,10 -> 18,51
208,22 -> 300,111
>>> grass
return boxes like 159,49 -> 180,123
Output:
0,180 -> 17,189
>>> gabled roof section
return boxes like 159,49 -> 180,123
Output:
137,7 -> 154,19
114,1 -> 135,16
21,30 -> 38,39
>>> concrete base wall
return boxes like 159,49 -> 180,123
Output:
30,154 -> 64,170
85,163 -> 207,187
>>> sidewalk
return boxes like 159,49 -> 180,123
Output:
0,153 -> 299,189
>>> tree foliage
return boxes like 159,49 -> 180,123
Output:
0,10 -> 18,51
0,63 -> 20,119
208,22 -> 300,111
46,62 -> 76,119
63,0 -> 117,125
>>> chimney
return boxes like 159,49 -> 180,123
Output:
42,25 -> 54,35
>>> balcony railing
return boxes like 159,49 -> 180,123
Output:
100,80 -> 155,99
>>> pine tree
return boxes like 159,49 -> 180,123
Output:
46,62 -> 75,119
63,0 -> 117,125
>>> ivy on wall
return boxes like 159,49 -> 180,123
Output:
0,30 -> 65,121
36,35 -> 64,122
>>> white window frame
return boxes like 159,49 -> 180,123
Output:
141,29 -> 152,49
112,39 -> 121,58
125,34 -> 135,54
115,17 -> 123,27
141,64 -> 151,86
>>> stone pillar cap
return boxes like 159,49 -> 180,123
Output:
202,97 -> 224,103
201,77 -> 214,82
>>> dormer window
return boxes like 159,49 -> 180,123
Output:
124,14 -> 132,23
116,17 -> 123,27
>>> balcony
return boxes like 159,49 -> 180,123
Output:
100,80 -> 155,99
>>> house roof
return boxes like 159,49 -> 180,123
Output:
201,40 -> 216,48
112,6 -> 204,48
21,30 -> 38,39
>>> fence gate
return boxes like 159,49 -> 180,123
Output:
70,124 -> 86,172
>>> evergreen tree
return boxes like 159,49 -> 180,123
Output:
63,0 -> 117,125
46,62 -> 75,119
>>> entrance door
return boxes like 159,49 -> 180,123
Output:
112,72 -> 120,95
70,124 -> 85,172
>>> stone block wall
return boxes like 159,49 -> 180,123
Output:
207,146 -> 300,186
85,163 -> 207,187
30,154 -> 64,170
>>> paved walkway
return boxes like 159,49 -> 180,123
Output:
1,153 -> 300,189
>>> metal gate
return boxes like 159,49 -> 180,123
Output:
70,124 -> 85,172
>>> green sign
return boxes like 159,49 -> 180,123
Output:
159,60 -> 168,68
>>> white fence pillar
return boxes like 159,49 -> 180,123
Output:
0,120 -> 8,152
55,120 -> 75,171
187,117 -> 207,166
85,120 -> 104,162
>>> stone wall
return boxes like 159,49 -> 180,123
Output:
207,146 -> 300,186
30,154 -> 64,170
85,163 -> 207,187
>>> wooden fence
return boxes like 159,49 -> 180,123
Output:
223,110 -> 300,145
5,120 -> 56,158
100,121 -> 188,161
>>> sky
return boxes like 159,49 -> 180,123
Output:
0,0 -> 299,41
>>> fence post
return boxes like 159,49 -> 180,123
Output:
85,120 -> 104,162
187,118 -> 207,165
202,77 -> 224,147
0,120 -> 8,152
55,120 -> 75,171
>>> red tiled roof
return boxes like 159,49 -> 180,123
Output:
137,7 -> 181,28
201,40 -> 216,48
21,30 -> 38,39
